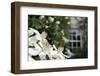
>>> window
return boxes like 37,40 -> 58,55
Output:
68,30 -> 82,51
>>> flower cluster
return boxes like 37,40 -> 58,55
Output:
28,15 -> 74,60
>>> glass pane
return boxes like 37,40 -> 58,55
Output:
73,42 -> 76,47
77,35 -> 80,40
73,36 -> 76,40
72,32 -> 76,35
77,42 -> 80,47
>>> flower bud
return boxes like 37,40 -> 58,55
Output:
45,25 -> 49,28
48,17 -> 54,22
56,21 -> 60,25
39,15 -> 45,19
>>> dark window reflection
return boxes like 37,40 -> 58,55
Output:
77,42 -> 80,47
77,35 -> 80,40
73,42 -> 76,47
73,36 -> 76,40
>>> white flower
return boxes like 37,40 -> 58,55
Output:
48,17 -> 54,22
28,28 -> 40,36
41,38 -> 52,51
28,28 -> 34,36
55,21 -> 60,25
29,48 -> 41,56
28,28 -> 42,46
29,37 -> 42,51
64,48 -> 75,58
28,28 -> 69,60
39,52 -> 47,60
39,15 -> 45,19
58,47 -> 64,52
49,46 -> 66,60
52,45 -> 57,51
50,50 -> 58,59
41,31 -> 48,39
29,35 -> 42,45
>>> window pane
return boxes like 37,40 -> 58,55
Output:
73,36 -> 76,40
73,42 -> 76,47
77,35 -> 80,40
77,42 -> 80,47
72,32 -> 76,35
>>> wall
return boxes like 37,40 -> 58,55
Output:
0,0 -> 100,76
